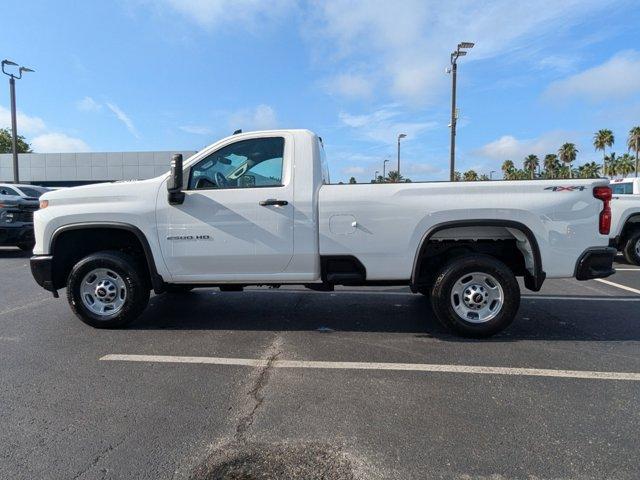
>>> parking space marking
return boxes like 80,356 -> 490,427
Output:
100,354 -> 640,381
595,279 -> 640,295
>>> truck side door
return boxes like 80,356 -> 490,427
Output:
156,134 -> 294,281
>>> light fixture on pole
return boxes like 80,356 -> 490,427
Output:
397,133 -> 406,178
383,158 -> 389,181
2,59 -> 35,184
447,42 -> 474,182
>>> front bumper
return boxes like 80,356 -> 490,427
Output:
30,254 -> 56,293
574,247 -> 616,281
0,224 -> 34,246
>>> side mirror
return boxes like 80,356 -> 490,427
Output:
167,153 -> 185,205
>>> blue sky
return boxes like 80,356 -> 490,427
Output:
1,0 -> 639,182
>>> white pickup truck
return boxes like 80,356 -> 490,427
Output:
609,178 -> 640,264
31,129 -> 615,337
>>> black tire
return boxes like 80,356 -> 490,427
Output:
67,250 -> 150,328
430,254 -> 520,338
622,231 -> 640,265
165,285 -> 194,294
18,242 -> 34,252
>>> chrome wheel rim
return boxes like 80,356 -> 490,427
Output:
450,272 -> 504,324
80,268 -> 127,317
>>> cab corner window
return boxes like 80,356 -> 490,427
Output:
612,183 -> 633,195
188,137 -> 284,190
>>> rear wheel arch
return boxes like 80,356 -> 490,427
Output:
411,220 -> 544,292
50,222 -> 164,292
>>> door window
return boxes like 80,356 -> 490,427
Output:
0,186 -> 19,196
188,137 -> 284,190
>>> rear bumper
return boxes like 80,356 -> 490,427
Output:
0,224 -> 34,246
574,247 -> 616,281
30,254 -> 56,292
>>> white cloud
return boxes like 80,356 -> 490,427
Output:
179,125 -> 212,135
31,133 -> 90,153
0,105 -> 46,135
77,96 -> 102,112
324,73 -> 374,99
404,162 -> 442,175
544,50 -> 640,102
106,102 -> 140,138
338,106 -> 436,144
475,131 -> 575,161
159,0 -> 295,29
308,0 -> 615,104
229,104 -> 278,131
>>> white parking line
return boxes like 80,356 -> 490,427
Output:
241,289 -> 640,301
595,278 -> 640,295
100,354 -> 640,382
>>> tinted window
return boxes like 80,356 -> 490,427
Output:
0,186 -> 19,196
189,137 -> 284,190
18,186 -> 47,198
612,183 -> 633,195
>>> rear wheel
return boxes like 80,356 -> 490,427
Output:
67,251 -> 149,328
430,254 -> 520,337
622,231 -> 640,265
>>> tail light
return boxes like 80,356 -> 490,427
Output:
593,186 -> 612,235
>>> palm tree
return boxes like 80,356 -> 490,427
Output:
501,160 -> 515,179
543,154 -> 560,179
453,171 -> 462,182
604,152 -> 618,177
593,129 -> 614,176
618,153 -> 635,178
558,143 -> 578,178
386,170 -> 403,183
578,161 -> 600,179
523,154 -> 539,180
628,126 -> 640,178
463,170 -> 479,181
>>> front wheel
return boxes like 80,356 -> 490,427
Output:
623,231 -> 640,265
430,254 -> 520,338
67,251 -> 150,328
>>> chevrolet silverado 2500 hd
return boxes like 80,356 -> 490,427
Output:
30,130 -> 615,337
608,178 -> 640,264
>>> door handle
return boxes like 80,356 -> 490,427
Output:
259,199 -> 288,207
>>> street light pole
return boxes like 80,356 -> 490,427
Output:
383,159 -> 389,181
447,42 -> 474,182
2,60 -> 34,184
397,133 -> 406,178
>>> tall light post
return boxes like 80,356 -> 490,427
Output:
383,158 -> 389,181
397,133 -> 406,178
447,42 -> 474,182
2,59 -> 34,184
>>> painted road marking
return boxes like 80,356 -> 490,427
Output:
238,289 -> 640,301
100,354 -> 640,382
595,278 -> 640,295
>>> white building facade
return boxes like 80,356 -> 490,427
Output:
0,151 -> 196,187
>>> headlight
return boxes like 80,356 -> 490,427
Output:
39,199 -> 49,209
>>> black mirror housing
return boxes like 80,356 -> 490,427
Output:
168,153 -> 185,205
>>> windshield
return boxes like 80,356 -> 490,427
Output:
17,186 -> 48,198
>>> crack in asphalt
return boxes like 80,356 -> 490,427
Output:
234,336 -> 282,443
71,438 -> 124,480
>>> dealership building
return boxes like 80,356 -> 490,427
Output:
0,150 -> 197,187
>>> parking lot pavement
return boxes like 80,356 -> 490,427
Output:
1,247 -> 639,479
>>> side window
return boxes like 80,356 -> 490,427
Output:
612,183 -> 633,195
188,137 -> 284,190
0,186 -> 19,196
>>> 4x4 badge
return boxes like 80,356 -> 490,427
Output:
544,186 -> 586,192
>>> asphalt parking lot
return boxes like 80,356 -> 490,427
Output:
1,248 -> 639,480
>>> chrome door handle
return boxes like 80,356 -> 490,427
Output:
259,199 -> 288,206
